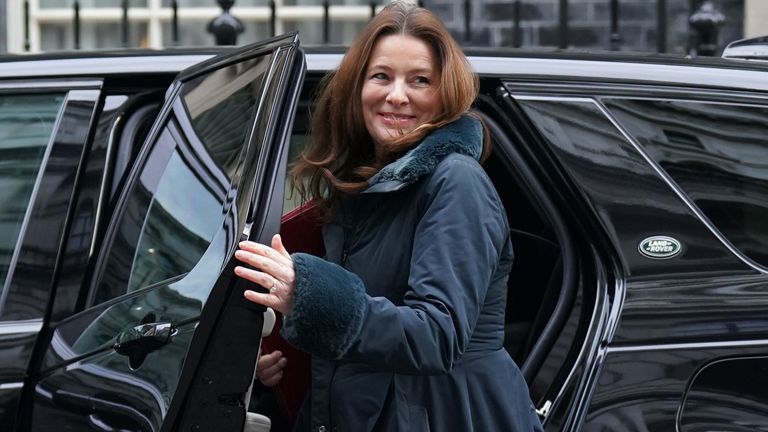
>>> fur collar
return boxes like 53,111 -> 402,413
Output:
364,115 -> 483,193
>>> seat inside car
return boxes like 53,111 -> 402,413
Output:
482,151 -> 563,365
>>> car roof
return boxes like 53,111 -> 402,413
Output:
2,45 -> 768,93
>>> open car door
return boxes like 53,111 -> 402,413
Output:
22,33 -> 304,432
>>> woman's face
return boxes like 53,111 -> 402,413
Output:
361,34 -> 442,160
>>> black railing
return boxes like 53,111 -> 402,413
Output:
24,0 -> 725,56
269,1 -> 276,37
657,0 -> 667,53
558,0 -> 568,49
512,1 -> 521,48
609,0 -> 620,50
23,1 -> 30,51
323,1 -> 330,43
73,1 -> 80,49
121,0 -> 129,47
464,0 -> 471,43
172,0 -> 179,46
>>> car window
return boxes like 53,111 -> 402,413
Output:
605,99 -> 768,268
0,93 -> 64,291
281,86 -> 313,214
93,54 -> 273,305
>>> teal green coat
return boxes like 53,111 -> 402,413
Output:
283,116 -> 543,431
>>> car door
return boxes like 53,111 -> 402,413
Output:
21,33 -> 304,432
0,82 -> 101,431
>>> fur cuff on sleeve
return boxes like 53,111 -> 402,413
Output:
281,253 -> 367,359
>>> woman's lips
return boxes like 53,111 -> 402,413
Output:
378,112 -> 416,127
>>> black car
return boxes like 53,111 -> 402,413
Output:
2,33 -> 768,431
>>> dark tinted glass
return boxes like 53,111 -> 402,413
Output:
94,54 -> 272,305
126,130 -> 225,292
0,93 -> 63,291
181,59 -> 270,173
283,86 -> 312,214
605,99 -> 768,267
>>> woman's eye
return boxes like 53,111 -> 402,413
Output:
414,76 -> 431,85
372,72 -> 388,80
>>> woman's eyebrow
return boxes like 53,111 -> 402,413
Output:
366,63 -> 391,71
408,67 -> 434,75
367,64 -> 434,75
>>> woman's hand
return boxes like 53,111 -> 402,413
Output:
235,234 -> 296,315
256,350 -> 287,387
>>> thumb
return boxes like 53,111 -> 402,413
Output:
272,234 -> 290,259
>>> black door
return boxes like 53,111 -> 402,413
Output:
22,33 -> 304,432
0,83 -> 101,431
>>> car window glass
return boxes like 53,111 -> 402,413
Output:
128,145 -> 223,291
93,54 -> 272,305
605,99 -> 768,267
283,95 -> 311,214
0,93 -> 64,291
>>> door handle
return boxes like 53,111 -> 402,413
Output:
114,322 -> 176,369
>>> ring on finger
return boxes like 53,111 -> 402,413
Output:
269,277 -> 278,293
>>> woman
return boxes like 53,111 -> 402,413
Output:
234,2 -> 543,431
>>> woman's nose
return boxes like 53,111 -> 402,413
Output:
385,81 -> 409,105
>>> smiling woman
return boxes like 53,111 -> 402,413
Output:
234,2 -> 543,431
288,0 -> 483,201
360,34 -> 442,161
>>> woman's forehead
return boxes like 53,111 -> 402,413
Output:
368,35 -> 438,70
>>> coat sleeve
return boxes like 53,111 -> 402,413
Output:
281,156 -> 510,373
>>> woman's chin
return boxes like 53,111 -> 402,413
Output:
376,126 -> 414,141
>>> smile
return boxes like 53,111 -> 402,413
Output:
378,112 -> 417,126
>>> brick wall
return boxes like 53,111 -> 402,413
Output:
423,0 -> 744,54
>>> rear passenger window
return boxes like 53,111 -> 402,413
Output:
605,99 -> 768,267
0,93 -> 63,290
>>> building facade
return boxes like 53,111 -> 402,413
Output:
0,1 -> 6,52
745,0 -> 768,37
0,0 -> 764,54
432,0 -> 744,54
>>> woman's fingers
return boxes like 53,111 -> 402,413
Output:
256,351 -> 287,387
235,238 -> 296,315
260,370 -> 283,387
272,234 -> 291,260
242,282 -> 273,303
234,266 -> 274,291
258,353 -> 287,377
243,288 -> 291,315
234,249 -> 293,283
258,350 -> 283,367
239,240 -> 293,269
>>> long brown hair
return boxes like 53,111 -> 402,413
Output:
290,1 -> 486,213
